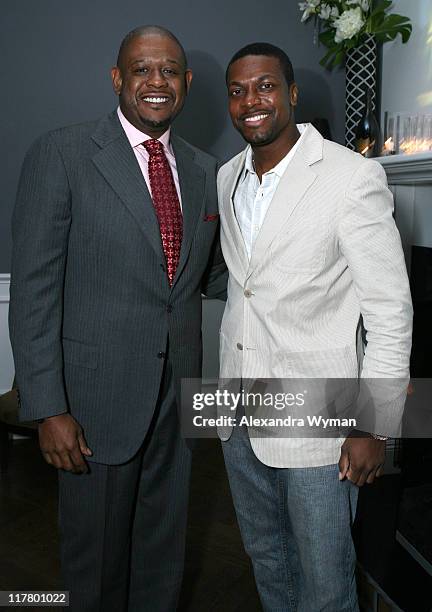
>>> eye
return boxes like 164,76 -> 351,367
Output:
229,88 -> 243,97
162,68 -> 177,75
259,82 -> 274,90
134,67 -> 148,74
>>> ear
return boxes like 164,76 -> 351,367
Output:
290,83 -> 299,107
111,66 -> 123,96
184,69 -> 193,94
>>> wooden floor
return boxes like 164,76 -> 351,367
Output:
2,436 -> 430,612
0,436 -> 261,612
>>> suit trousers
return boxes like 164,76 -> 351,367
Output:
58,359 -> 191,612
222,407 -> 359,612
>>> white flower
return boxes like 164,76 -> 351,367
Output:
298,0 -> 321,22
330,6 -> 339,18
318,4 -> 332,20
334,7 -> 364,43
346,0 -> 370,11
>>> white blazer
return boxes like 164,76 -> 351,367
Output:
217,124 -> 413,468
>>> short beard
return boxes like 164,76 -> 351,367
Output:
239,105 -> 293,147
237,116 -> 278,147
139,116 -> 172,132
244,131 -> 276,146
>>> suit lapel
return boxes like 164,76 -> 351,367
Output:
91,112 -> 164,260
223,150 -> 249,277
170,135 -> 205,288
246,125 -> 323,280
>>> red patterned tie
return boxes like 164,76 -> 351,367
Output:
144,139 -> 183,286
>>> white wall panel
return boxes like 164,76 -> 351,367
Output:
0,274 -> 14,394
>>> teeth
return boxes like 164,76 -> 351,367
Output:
244,113 -> 269,123
143,97 -> 169,103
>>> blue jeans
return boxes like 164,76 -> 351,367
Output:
222,418 -> 359,612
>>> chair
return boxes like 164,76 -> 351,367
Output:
0,381 -> 38,473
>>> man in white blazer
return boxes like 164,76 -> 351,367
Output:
217,43 -> 412,611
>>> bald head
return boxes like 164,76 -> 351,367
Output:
111,25 -> 193,138
116,25 -> 187,71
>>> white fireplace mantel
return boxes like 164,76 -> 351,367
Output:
376,152 -> 432,185
374,152 -> 432,275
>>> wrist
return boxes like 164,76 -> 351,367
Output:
370,433 -> 388,441
36,411 -> 68,425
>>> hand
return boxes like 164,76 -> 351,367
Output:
338,434 -> 386,487
38,414 -> 92,474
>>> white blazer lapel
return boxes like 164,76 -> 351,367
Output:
247,126 -> 324,280
221,149 -> 249,276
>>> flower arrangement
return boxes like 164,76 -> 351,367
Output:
298,0 -> 412,68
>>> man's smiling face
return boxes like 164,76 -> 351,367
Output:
227,54 -> 297,147
111,33 -> 192,138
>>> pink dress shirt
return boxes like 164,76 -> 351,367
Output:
117,107 -> 183,211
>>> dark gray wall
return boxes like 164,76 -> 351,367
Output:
0,0 -> 345,272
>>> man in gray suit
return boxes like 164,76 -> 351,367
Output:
9,25 -> 226,612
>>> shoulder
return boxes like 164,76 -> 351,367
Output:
25,117 -> 102,159
322,138 -> 363,167
217,149 -> 246,185
42,117 -> 100,144
51,118 -> 100,140
323,139 -> 383,171
171,134 -> 218,170
321,138 -> 387,185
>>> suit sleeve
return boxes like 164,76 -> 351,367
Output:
9,133 -> 71,421
201,162 -> 228,300
338,159 -> 413,435
201,231 -> 228,300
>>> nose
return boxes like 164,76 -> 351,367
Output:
244,88 -> 260,108
146,68 -> 167,88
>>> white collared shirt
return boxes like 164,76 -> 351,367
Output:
233,123 -> 309,259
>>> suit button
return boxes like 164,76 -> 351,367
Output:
244,289 -> 252,298
166,305 -> 173,313
236,343 -> 243,351
157,351 -> 166,359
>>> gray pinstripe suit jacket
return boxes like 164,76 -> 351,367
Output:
9,110 -> 226,464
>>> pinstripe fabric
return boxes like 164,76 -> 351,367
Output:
9,110 -> 227,465
217,124 -> 413,468
10,110 -> 226,610
58,360 -> 191,612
